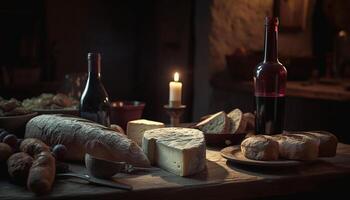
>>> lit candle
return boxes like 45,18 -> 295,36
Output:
169,72 -> 182,107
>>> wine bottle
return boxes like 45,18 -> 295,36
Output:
80,53 -> 111,127
254,17 -> 287,135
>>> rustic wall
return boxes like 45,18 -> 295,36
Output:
193,0 -> 315,120
209,0 -> 314,71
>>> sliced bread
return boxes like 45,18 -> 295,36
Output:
227,109 -> 246,134
195,111 -> 229,134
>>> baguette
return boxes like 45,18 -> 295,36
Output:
25,114 -> 150,167
27,151 -> 55,195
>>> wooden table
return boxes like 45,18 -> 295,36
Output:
1,144 -> 350,200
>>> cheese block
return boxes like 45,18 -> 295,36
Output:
142,127 -> 206,176
127,119 -> 165,146
195,111 -> 228,134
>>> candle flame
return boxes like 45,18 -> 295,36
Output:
174,72 -> 179,82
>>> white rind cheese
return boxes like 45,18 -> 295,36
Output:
127,119 -> 165,146
142,127 -> 206,176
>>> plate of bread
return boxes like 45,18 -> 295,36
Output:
193,109 -> 255,146
221,131 -> 338,167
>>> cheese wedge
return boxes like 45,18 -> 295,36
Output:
142,127 -> 206,176
127,119 -> 165,146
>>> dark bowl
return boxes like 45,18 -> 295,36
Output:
110,101 -> 145,131
0,112 -> 38,137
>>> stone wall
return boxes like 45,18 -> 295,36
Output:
209,0 -> 314,71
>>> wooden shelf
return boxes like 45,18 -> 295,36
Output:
211,71 -> 350,101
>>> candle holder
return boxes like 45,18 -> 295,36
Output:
163,104 -> 186,127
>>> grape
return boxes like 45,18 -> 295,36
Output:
0,130 -> 9,142
3,134 -> 17,148
52,144 -> 67,161
14,139 -> 23,152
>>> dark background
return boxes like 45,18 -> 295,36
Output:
0,0 -> 194,123
1,0 -> 350,143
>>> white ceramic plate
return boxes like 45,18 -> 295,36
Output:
220,145 -> 304,167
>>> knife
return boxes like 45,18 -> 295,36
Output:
56,173 -> 132,190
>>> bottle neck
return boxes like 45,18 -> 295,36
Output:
263,24 -> 278,62
88,53 -> 101,80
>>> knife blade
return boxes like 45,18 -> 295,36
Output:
56,173 -> 132,190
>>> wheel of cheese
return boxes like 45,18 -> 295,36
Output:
240,135 -> 279,161
142,127 -> 206,176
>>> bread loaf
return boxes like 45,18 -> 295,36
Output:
27,151 -> 55,195
240,135 -> 279,161
273,134 -> 319,161
25,114 -> 150,167
292,131 -> 338,157
195,111 -> 229,134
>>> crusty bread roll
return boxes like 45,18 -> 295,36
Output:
297,131 -> 338,157
27,151 -> 55,195
25,115 -> 150,167
240,135 -> 279,161
7,152 -> 33,184
273,134 -> 319,161
20,138 -> 50,157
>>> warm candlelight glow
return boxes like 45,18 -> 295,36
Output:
174,72 -> 179,82
169,72 -> 182,107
